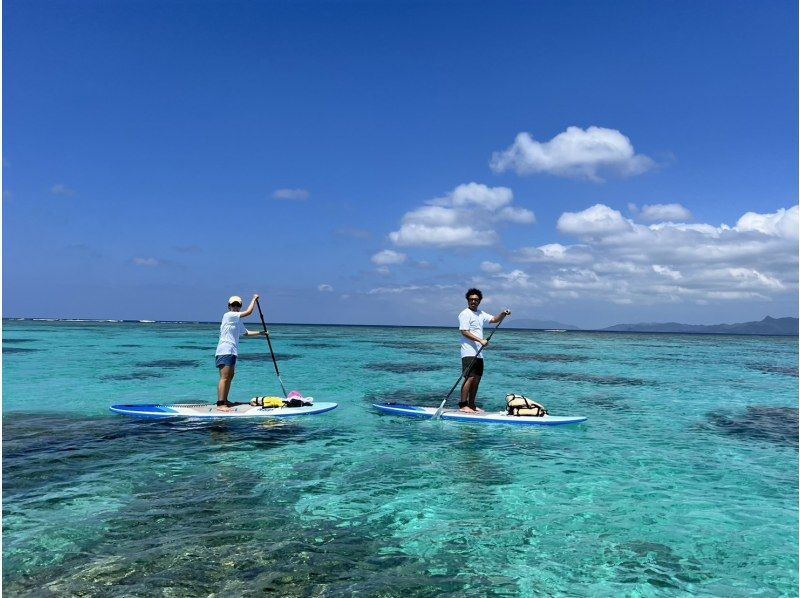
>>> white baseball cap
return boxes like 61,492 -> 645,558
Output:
228,295 -> 243,305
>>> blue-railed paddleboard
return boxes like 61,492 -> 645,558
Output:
110,402 -> 338,419
373,403 -> 586,426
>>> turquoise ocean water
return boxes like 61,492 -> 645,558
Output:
3,319 -> 798,596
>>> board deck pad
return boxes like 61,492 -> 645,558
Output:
110,402 -> 338,419
373,403 -> 586,426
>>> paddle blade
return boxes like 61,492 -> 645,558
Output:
432,398 -> 447,420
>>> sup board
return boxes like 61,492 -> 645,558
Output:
110,402 -> 337,419
373,403 -> 586,426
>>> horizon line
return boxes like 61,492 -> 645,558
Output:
3,316 -> 797,337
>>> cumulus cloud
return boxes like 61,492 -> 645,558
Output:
272,188 -> 310,201
437,182 -> 514,210
371,249 -> 407,266
390,223 -> 495,247
132,257 -> 159,267
318,284 -> 333,292
504,204 -> 798,307
388,182 -> 535,247
481,261 -> 503,273
557,204 -> 632,237
511,243 -> 593,264
490,126 -> 655,182
736,207 -> 798,238
498,206 -> 536,224
639,203 -> 693,222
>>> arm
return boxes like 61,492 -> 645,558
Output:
240,294 -> 268,337
490,309 -> 511,324
243,329 -> 268,338
239,294 -> 259,318
461,329 -> 488,347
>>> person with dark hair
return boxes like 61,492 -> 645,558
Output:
214,294 -> 269,411
457,288 -> 510,413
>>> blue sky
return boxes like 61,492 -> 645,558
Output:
3,0 -> 797,328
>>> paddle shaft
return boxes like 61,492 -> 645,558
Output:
433,320 -> 503,419
255,298 -> 288,398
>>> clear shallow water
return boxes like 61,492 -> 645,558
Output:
3,320 -> 798,596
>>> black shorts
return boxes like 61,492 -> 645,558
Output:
462,356 -> 484,377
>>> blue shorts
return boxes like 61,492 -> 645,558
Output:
215,354 -> 237,368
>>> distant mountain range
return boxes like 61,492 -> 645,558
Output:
599,316 -> 798,336
507,316 -> 798,335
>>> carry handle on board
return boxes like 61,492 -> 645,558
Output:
433,320 -> 503,419
256,297 -> 288,398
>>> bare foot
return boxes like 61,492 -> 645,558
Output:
474,407 -> 485,413
459,406 -> 477,413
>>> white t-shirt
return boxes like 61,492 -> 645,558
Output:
215,311 -> 249,356
458,308 -> 494,358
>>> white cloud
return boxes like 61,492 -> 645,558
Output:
735,206 -> 798,238
639,203 -> 693,222
505,203 -> 799,307
497,206 -> 536,224
389,182 -> 534,248
490,126 -> 655,182
511,243 -> 593,264
371,249 -> 407,266
318,284 -> 333,292
132,257 -> 159,267
652,265 -> 682,280
481,261 -> 503,273
272,188 -> 310,201
438,182 -> 513,210
390,224 -> 495,247
557,204 -> 632,237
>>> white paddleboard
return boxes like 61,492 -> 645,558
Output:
110,402 -> 337,419
373,403 -> 586,426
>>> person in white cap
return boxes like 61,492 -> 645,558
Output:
215,293 -> 268,410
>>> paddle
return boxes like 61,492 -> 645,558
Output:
433,319 -> 504,419
255,297 -> 288,398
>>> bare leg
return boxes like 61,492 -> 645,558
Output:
460,376 -> 478,412
468,375 -> 483,412
217,365 -> 235,410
